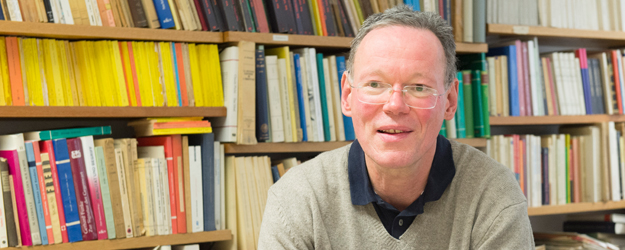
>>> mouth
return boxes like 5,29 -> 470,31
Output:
377,129 -> 412,134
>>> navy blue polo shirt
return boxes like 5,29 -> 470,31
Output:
348,134 -> 456,239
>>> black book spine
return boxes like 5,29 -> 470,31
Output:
217,0 -> 242,30
336,0 -> 353,37
321,0 -> 337,36
541,147 -> 548,205
0,159 -> 17,247
266,0 -> 289,33
200,0 -> 219,31
298,0 -> 314,35
43,0 -> 54,23
282,0 -> 297,33
255,48 -> 270,142
593,59 -> 607,114
291,0 -> 304,34
237,0 -> 256,32
209,0 -> 227,31
128,0 -> 149,28
563,221 -> 618,234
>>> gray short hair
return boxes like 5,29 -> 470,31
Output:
347,5 -> 457,89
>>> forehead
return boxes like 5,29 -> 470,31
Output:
352,26 -> 446,80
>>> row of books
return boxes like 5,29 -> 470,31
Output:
0,126 -> 225,247
0,37 -> 223,107
486,39 -> 620,117
533,232 -> 620,250
487,0 -> 625,32
486,122 -> 625,208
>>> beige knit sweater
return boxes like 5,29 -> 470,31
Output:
258,140 -> 535,249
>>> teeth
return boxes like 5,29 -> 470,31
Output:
381,129 -> 404,134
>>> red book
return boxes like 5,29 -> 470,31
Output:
521,42 -> 532,116
39,141 -> 69,243
192,0 -> 209,31
572,137 -> 581,203
1,151 -> 31,246
171,135 -> 186,233
5,37 -> 24,106
251,0 -> 269,32
612,50 -> 624,114
66,138 -> 97,241
175,43 -> 189,107
316,0 -> 328,36
136,136 -> 178,234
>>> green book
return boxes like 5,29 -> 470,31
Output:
439,122 -> 447,137
25,126 -> 112,141
462,70 -> 474,138
481,70 -> 491,138
472,70 -> 485,138
316,53 -> 331,141
95,146 -> 116,239
455,72 -> 466,138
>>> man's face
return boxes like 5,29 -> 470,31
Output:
341,26 -> 458,170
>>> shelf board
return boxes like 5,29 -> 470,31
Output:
489,115 -> 612,126
6,230 -> 231,250
455,42 -> 489,54
488,23 -> 625,41
528,201 -> 625,216
224,138 -> 486,154
0,106 -> 226,118
0,21 -> 223,43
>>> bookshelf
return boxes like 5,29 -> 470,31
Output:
224,138 -> 488,154
528,201 -> 625,216
0,106 -> 227,118
488,23 -> 625,41
489,115 -> 616,126
4,230 -> 231,250
0,21 -> 223,43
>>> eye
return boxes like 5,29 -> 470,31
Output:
369,82 -> 381,88
415,86 -> 424,92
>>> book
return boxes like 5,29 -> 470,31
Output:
564,221 -> 625,234
152,0 -> 177,29
189,146 -> 204,232
24,142 -> 49,245
94,138 -> 126,239
112,144 -> 134,238
187,133 -> 215,231
487,45 -> 519,116
79,136 -> 107,240
255,46 -> 270,142
213,46 -> 239,142
51,139 -> 82,243
94,146 -> 116,239
0,158 -> 17,247
25,126 -> 112,141
66,138 -> 97,241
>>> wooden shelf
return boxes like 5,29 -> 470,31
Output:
0,21 -> 223,43
488,23 -> 625,41
0,106 -> 226,118
223,31 -> 488,53
489,115 -> 613,126
528,201 -> 625,216
224,138 -> 486,154
6,230 -> 231,250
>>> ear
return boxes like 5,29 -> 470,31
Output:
443,78 -> 459,120
341,71 -> 353,117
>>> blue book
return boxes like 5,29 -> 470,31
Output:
25,142 -> 48,245
172,43 -> 183,106
577,50 -> 593,114
152,0 -> 176,29
455,72 -> 466,138
316,53 -> 331,141
0,3 -> 4,20
271,166 -> 280,183
336,56 -> 355,140
256,46 -> 270,142
293,53 -> 308,142
187,133 -> 216,231
487,46 -> 519,116
52,139 -> 83,243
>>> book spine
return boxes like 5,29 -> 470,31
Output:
455,72 -> 466,138
51,139 -> 82,243
113,147 -> 133,238
201,134 -> 216,231
40,152 -> 63,244
256,48 -> 270,142
41,126 -> 112,141
336,56 -> 354,140
95,139 -> 125,239
3,151 -> 32,246
316,53 -> 331,141
251,0 -> 269,32
27,143 -> 50,245
44,0 -> 55,22
192,0 -> 209,30
462,70 -> 474,138
79,137 -> 107,240
40,141 -> 69,243
0,159 -> 17,247
294,54 -> 308,141
128,0 -> 149,27
237,0 -> 256,32
199,0 -> 219,30
152,0 -> 176,29
94,147 -> 115,239
216,0 -> 241,30
66,139 -> 97,241
172,135 -> 186,233
189,146 -> 203,232
174,43 -> 189,106
480,70 -> 490,138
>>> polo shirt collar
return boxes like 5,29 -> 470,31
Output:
349,135 -> 456,212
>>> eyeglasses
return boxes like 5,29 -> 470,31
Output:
347,75 -> 445,109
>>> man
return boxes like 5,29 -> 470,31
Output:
258,5 -> 534,249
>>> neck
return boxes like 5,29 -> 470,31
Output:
366,142 -> 436,211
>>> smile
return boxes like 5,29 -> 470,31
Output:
379,129 -> 407,134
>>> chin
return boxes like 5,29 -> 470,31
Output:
367,150 -> 420,169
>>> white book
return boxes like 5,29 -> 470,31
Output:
172,244 -> 200,250
190,146 -> 203,233
114,148 -> 134,238
214,46 -> 239,142
532,136 -> 542,207
573,57 -> 587,115
322,58 -> 336,141
136,146 -> 170,235
524,136 -> 531,206
550,53 -> 566,115
265,55 -> 285,142
79,136 -> 107,238
329,56 -> 345,141
84,0 -> 98,26
213,142 -> 222,231
299,58 -> 314,142
619,0 -> 625,31
243,157 -> 262,245
50,0 -> 61,23
149,158 -> 166,235
527,41 -> 540,116
590,0 -> 599,30
5,0 -> 22,22
532,38 -> 545,116
486,0 -> 493,23
277,58 -> 294,142
537,0 -> 548,26
445,118 -> 457,139
91,0 -> 103,26
142,159 -> 156,236
57,0 -> 75,24
608,122 -> 621,201
544,135 -> 557,205
556,134 -> 567,205
611,0 -> 621,31
0,134 -> 41,245
251,157 -> 265,217
549,0 -> 558,27
159,158 -> 172,235
501,56 -> 510,117
600,0 -> 611,30
219,144 -> 225,231
566,53 -> 579,115
463,0 -> 473,41
307,48 -> 325,142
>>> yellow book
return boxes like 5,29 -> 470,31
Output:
147,42 -> 164,106
47,39 -> 66,106
94,41 -> 116,107
25,38 -> 45,106
234,157 -> 255,250
74,41 -> 98,106
120,42 -> 138,106
310,0 -> 323,35
213,156 -> 238,250
133,42 -> 154,106
56,40 -> 74,106
133,127 -> 212,137
41,40 -> 56,106
244,157 -> 261,246
0,37 -> 10,105
87,42 -> 103,106
159,42 -> 178,106
188,44 -> 204,107
266,46 -> 298,142
68,42 -> 87,106
167,0 -> 183,30
353,0 -> 365,24
210,44 -> 224,107
134,158 -> 154,236
74,42 -> 91,106
147,117 -> 203,122
110,41 -> 130,106
197,45 -> 213,106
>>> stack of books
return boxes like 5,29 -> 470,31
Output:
128,117 -> 212,137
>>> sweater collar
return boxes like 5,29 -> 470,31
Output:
348,134 -> 456,212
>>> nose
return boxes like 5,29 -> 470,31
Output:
383,87 -> 410,115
